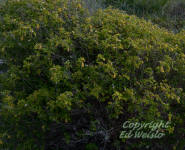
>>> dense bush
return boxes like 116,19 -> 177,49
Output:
0,0 -> 185,149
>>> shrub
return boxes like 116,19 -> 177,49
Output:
0,0 -> 185,149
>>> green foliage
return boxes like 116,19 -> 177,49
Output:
0,0 -> 185,149
85,143 -> 98,150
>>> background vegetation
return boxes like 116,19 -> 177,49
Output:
102,0 -> 185,32
0,0 -> 184,150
